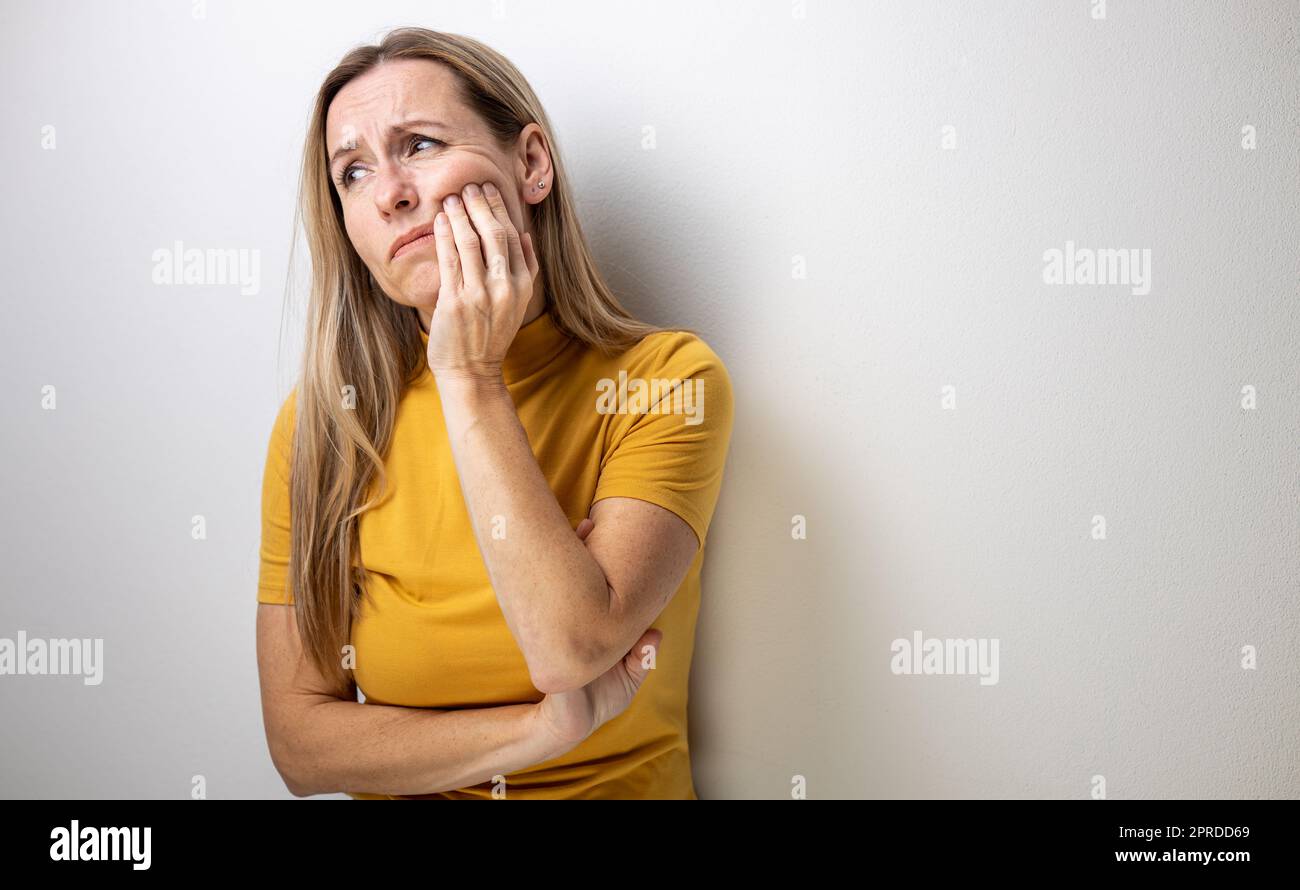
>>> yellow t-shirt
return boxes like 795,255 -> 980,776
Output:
257,309 -> 734,799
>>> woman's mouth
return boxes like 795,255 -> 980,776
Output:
393,232 -> 437,260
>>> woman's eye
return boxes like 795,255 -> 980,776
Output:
335,136 -> 444,190
335,164 -> 363,189
410,135 -> 444,154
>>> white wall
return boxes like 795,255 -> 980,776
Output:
1,0 -> 1295,799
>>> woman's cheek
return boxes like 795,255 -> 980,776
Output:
428,160 -> 499,203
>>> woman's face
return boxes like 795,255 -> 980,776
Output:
324,58 -> 548,314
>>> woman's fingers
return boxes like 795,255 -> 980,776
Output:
624,628 -> 663,684
479,182 -> 530,281
432,211 -> 461,295
522,231 -> 539,284
440,193 -> 484,291
575,517 -> 594,540
461,184 -> 512,287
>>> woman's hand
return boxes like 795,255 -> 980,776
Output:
426,181 -> 540,381
534,517 -> 664,750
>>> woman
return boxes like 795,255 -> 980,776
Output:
255,27 -> 733,799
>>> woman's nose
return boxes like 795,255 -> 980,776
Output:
372,163 -> 419,213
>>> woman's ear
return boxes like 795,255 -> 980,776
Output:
516,123 -> 553,206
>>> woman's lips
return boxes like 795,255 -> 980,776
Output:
393,232 -> 436,260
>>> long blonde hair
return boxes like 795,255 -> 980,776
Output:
283,27 -> 687,691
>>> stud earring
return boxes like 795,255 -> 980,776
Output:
537,180 -> 545,190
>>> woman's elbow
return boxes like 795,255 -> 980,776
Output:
529,664 -> 573,695
267,733 -> 321,797
529,642 -> 604,694
279,764 -> 314,798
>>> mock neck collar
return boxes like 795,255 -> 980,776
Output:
418,308 -> 571,384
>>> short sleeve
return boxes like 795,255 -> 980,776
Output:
592,333 -> 735,548
257,389 -> 297,604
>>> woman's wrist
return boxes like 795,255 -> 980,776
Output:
529,700 -> 584,761
431,365 -> 506,391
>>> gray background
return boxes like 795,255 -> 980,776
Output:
1,0 -> 1296,798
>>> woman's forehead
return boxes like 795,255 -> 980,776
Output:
327,60 -> 468,144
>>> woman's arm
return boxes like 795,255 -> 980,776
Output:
282,698 -> 555,798
427,185 -> 710,696
256,603 -> 572,797
436,376 -> 612,693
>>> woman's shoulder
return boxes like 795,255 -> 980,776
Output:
584,327 -> 734,431
268,385 -> 299,449
606,327 -> 731,384
278,385 -> 299,423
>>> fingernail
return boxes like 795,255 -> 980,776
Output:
444,194 -> 460,208
483,182 -> 498,198
464,183 -> 481,198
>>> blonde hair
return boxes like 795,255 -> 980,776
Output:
282,27 -> 690,691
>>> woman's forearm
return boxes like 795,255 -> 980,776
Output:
435,374 -> 610,690
282,696 -> 570,797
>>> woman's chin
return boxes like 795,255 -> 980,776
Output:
395,279 -> 440,313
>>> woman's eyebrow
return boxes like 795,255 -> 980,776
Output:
328,119 -> 454,169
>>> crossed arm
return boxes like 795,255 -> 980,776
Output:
435,375 -> 700,694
